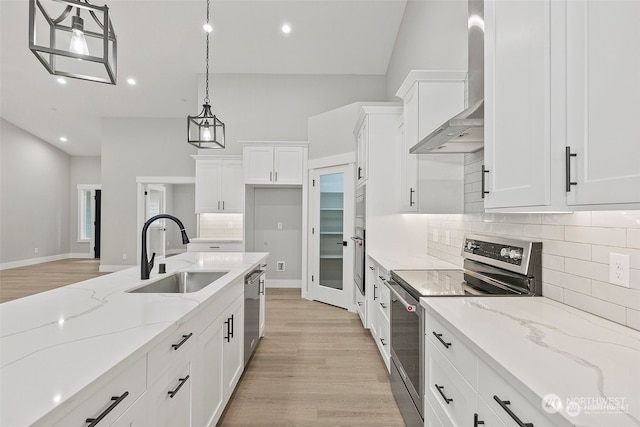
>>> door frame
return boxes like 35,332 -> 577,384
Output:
307,160 -> 355,311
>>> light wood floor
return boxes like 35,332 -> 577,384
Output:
0,258 -> 105,303
219,289 -> 404,426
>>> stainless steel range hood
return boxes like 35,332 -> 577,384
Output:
410,0 -> 484,154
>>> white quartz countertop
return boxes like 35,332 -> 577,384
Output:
367,250 -> 460,272
0,252 -> 268,427
421,296 -> 640,427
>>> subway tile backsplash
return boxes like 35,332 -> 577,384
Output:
426,211 -> 640,331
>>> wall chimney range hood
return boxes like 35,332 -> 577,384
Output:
410,0 -> 484,154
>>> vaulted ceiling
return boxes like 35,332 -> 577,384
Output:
0,0 -> 407,155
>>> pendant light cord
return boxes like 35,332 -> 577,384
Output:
204,0 -> 210,104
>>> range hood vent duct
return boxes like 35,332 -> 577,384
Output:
410,0 -> 484,154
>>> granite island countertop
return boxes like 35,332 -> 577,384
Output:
422,296 -> 640,427
0,251 -> 268,426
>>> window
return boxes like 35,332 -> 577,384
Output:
77,185 -> 100,243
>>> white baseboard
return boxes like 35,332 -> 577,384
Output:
69,252 -> 94,259
265,279 -> 301,288
99,265 -> 132,273
0,253 -> 80,270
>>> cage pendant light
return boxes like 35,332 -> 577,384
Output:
187,0 -> 225,148
28,0 -> 117,84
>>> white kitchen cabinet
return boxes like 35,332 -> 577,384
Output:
395,71 -> 466,213
484,0 -> 640,211
52,355 -> 146,427
187,241 -> 243,252
195,310 -> 225,427
222,295 -> 244,394
354,284 -> 366,329
110,392 -> 148,427
193,156 -> 244,213
147,357 -> 192,427
356,117 -> 368,187
565,0 -> 640,206
366,257 -> 390,372
242,144 -> 307,185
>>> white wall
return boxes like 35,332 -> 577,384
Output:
165,184 -> 197,253
69,156 -> 101,255
385,0 -> 468,100
0,118 -> 70,265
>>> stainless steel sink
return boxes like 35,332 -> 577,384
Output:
128,271 -> 228,293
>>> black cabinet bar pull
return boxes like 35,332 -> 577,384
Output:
224,318 -> 231,342
379,338 -> 387,346
229,314 -> 234,338
380,302 -> 387,309
217,201 -> 220,210
358,167 -> 362,179
171,333 -> 193,350
474,413 -> 485,427
222,201 -> 225,210
168,375 -> 190,398
369,266 -> 375,270
493,395 -> 534,427
481,164 -> 490,199
435,384 -> 453,404
357,301 -> 362,306
409,187 -> 415,206
85,391 -> 129,426
373,284 -> 378,301
565,146 -> 578,192
432,331 -> 452,349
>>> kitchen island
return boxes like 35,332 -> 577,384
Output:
0,251 -> 268,426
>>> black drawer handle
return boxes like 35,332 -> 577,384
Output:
369,266 -> 375,270
379,337 -> 387,346
481,164 -> 490,198
474,413 -> 485,426
432,331 -> 451,349
380,302 -> 387,309
493,395 -> 534,427
565,146 -> 577,192
230,314 -> 234,338
224,318 -> 231,342
373,284 -> 378,301
357,301 -> 363,306
85,391 -> 129,426
171,333 -> 193,350
435,384 -> 453,404
168,375 -> 190,398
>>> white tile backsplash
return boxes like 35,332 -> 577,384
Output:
426,210 -> 640,331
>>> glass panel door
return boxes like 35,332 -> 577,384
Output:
319,173 -> 344,290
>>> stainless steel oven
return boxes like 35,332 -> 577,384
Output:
352,185 -> 366,295
385,234 -> 542,426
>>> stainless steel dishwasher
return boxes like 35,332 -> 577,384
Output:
244,265 -> 265,365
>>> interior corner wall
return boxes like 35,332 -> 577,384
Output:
0,118 -> 71,264
385,0 -> 468,100
101,118 -> 197,268
69,156 -> 101,255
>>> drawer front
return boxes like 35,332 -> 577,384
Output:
355,288 -> 366,328
426,340 -> 477,427
187,242 -> 243,252
377,312 -> 390,371
53,356 -> 146,427
478,359 -> 567,427
148,358 -> 192,427
426,309 -> 478,388
148,318 -> 200,380
425,397 -> 446,427
378,281 -> 390,323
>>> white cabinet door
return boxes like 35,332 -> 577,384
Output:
148,359 -> 192,427
220,159 -> 244,212
565,0 -> 640,206
400,89 -> 418,212
243,146 -> 275,184
222,295 -> 244,397
195,160 -> 223,213
484,0 -> 552,209
274,146 -> 304,185
195,313 -> 225,427
356,118 -> 368,187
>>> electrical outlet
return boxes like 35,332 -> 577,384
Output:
432,229 -> 439,243
445,231 -> 451,245
277,222 -> 283,230
609,253 -> 630,287
34,247 -> 38,254
276,261 -> 285,271
122,253 -> 127,260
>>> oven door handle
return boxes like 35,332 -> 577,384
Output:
384,280 -> 417,313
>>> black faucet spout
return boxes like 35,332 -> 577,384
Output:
141,214 -> 190,280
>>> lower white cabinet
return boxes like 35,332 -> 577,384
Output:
367,258 -> 390,372
355,285 -> 366,328
147,358 -> 193,427
187,241 -> 243,252
259,273 -> 266,337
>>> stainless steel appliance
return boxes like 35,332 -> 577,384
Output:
386,234 -> 542,426
352,185 -> 366,295
244,265 -> 265,365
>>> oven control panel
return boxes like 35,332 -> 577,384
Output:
464,238 -> 523,266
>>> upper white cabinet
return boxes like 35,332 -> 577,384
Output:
193,155 -> 244,213
395,71 -> 467,213
484,0 -> 640,211
356,118 -> 368,187
242,143 -> 308,185
565,0 -> 640,206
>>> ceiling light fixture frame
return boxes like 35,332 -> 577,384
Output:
28,0 -> 117,85
187,0 -> 225,149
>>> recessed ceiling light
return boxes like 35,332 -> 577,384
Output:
281,24 -> 291,34
203,23 -> 213,33
127,78 -> 136,86
59,137 -> 68,142
57,77 -> 67,85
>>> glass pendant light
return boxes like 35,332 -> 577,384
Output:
187,0 -> 225,149
28,0 -> 117,84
